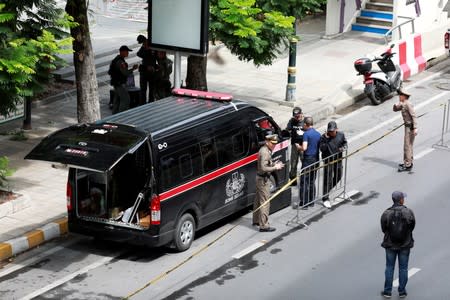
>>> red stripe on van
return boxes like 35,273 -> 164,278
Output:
159,141 -> 289,201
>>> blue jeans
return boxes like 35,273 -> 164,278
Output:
384,248 -> 410,294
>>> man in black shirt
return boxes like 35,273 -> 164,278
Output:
109,45 -> 138,114
136,35 -> 157,104
286,107 -> 304,184
319,121 -> 347,208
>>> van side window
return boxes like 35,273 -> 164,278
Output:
200,139 -> 218,173
160,144 -> 202,190
216,127 -> 250,165
254,118 -> 278,145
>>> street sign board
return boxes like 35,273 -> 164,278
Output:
149,0 -> 209,55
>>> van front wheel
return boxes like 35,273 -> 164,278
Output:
174,213 -> 195,251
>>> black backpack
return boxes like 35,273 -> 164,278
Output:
388,208 -> 408,243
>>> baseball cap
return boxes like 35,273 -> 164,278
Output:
327,121 -> 337,131
265,134 -> 279,144
119,45 -> 133,52
292,107 -> 302,116
137,35 -> 146,44
392,191 -> 407,203
397,89 -> 410,98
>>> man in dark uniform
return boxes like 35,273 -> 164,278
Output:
154,51 -> 173,100
109,45 -> 138,114
286,107 -> 304,184
393,90 -> 418,172
319,121 -> 347,208
252,134 -> 284,232
298,116 -> 321,208
136,35 -> 157,104
380,191 -> 415,298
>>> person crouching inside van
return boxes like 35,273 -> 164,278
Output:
253,134 -> 284,232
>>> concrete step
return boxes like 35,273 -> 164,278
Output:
366,2 -> 393,12
107,0 -> 148,22
361,9 -> 393,20
351,23 -> 390,35
368,0 -> 393,4
53,44 -> 140,81
63,55 -> 141,84
356,16 -> 393,27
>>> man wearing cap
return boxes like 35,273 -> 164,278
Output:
285,107 -> 304,184
136,35 -> 157,104
298,116 -> 321,208
319,121 -> 347,208
380,191 -> 415,298
393,90 -> 417,172
253,134 -> 284,232
109,45 -> 139,114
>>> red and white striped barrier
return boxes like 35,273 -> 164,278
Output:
389,33 -> 426,80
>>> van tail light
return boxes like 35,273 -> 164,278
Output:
150,194 -> 161,225
66,182 -> 73,211
445,32 -> 450,49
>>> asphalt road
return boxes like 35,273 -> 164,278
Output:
1,60 -> 450,300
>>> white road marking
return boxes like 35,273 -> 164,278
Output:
415,148 -> 435,160
348,91 -> 450,144
19,255 -> 117,300
0,237 -> 82,278
232,241 -> 266,259
393,267 -> 421,287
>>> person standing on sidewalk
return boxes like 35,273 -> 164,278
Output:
319,121 -> 347,208
137,35 -> 157,104
298,117 -> 320,208
253,134 -> 284,232
285,107 -> 304,185
393,90 -> 418,172
109,45 -> 138,114
380,191 -> 415,298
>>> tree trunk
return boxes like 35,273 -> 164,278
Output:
66,0 -> 101,123
186,55 -> 208,91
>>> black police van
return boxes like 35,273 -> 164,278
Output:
25,89 -> 291,251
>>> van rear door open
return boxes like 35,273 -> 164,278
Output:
25,123 -> 148,172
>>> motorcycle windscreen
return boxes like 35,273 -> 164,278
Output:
25,123 -> 148,172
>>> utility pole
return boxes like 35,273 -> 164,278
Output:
285,23 -> 298,102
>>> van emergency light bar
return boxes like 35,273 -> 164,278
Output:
172,88 -> 233,101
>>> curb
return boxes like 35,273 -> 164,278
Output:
0,217 -> 68,262
0,193 -> 30,219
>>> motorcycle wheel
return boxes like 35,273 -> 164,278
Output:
367,89 -> 383,105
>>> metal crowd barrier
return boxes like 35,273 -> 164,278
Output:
433,99 -> 450,150
288,149 -> 349,226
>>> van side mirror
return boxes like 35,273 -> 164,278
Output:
281,129 -> 290,139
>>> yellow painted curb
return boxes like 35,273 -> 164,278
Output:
26,230 -> 45,249
0,243 -> 13,261
55,218 -> 68,234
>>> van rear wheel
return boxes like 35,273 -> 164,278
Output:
174,213 -> 195,251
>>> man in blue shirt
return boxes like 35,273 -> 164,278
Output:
299,116 -> 321,208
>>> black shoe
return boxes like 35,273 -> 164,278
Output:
259,227 -> 276,232
398,165 -> 413,172
252,223 -> 259,226
381,291 -> 392,298
398,163 -> 413,168
399,292 -> 408,298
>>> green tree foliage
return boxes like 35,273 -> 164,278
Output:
0,1 -> 73,116
257,0 -> 327,21
209,0 -> 295,66
0,156 -> 14,189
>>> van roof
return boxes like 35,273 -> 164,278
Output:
100,96 -> 252,139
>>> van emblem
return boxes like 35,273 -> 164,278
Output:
158,142 -> 168,150
225,172 -> 246,204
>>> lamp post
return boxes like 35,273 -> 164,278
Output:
285,35 -> 298,102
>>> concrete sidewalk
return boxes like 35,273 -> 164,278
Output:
0,13 -> 444,261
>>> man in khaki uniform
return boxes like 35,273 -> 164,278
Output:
253,134 -> 284,232
393,90 -> 418,172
